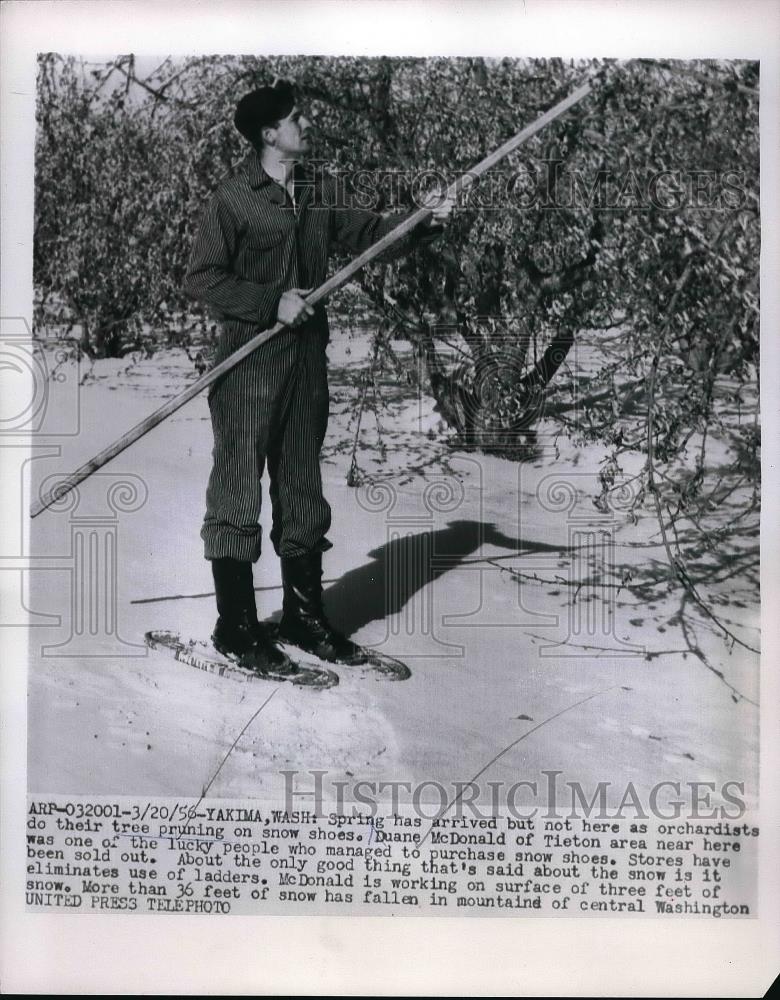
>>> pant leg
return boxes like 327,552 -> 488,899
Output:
267,328 -> 332,557
201,330 -> 298,562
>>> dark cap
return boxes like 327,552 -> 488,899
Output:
234,81 -> 296,144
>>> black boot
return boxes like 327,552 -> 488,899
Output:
211,558 -> 294,675
278,551 -> 366,663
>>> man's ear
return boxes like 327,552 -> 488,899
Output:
261,124 -> 276,148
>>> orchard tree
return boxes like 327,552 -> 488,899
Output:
36,54 -> 213,357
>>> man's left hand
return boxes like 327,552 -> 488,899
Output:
422,187 -> 455,225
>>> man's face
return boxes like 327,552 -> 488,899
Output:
266,105 -> 311,159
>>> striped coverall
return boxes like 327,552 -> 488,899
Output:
184,152 -> 438,563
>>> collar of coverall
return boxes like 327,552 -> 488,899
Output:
245,151 -> 315,196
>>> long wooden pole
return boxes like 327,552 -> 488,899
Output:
30,79 -> 593,518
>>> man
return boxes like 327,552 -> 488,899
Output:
184,80 -> 452,677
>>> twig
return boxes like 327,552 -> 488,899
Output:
346,337 -> 380,486
644,264 -> 760,656
676,598 -> 759,706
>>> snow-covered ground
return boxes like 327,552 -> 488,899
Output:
26,331 -> 760,810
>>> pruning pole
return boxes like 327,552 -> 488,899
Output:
30,78 -> 594,518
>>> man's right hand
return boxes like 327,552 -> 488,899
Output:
277,288 -> 315,328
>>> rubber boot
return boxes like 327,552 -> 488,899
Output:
278,551 -> 365,663
210,557 -> 294,675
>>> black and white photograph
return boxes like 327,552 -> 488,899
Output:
2,0 -> 779,995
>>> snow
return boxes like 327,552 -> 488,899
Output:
26,332 -> 759,810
